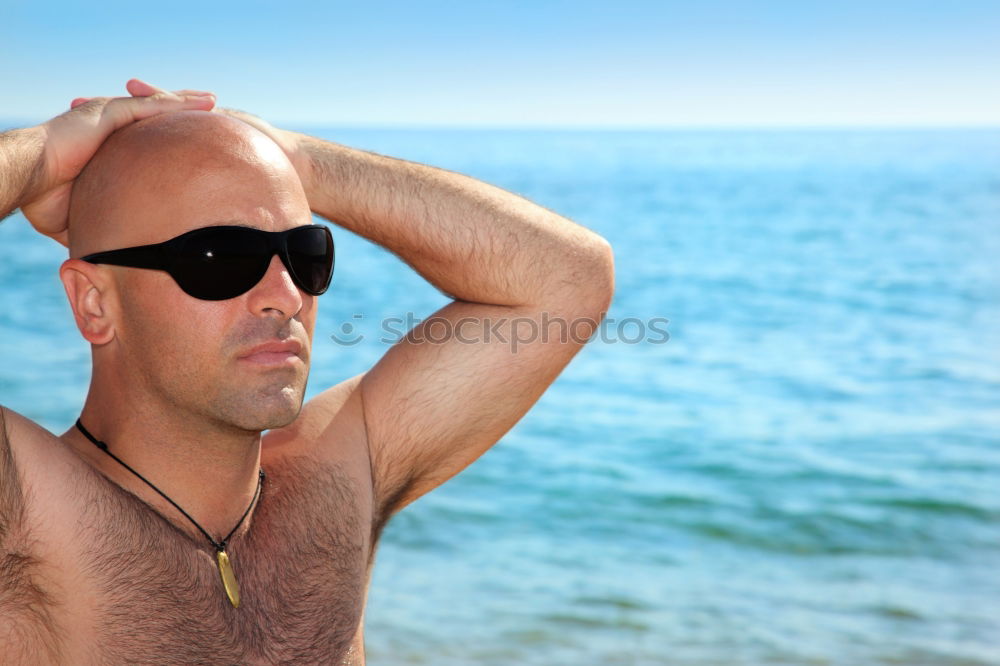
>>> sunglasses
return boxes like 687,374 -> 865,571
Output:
80,224 -> 334,301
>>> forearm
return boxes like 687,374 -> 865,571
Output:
299,135 -> 613,311
0,127 -> 45,221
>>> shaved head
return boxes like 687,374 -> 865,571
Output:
60,109 -> 317,433
68,111 -> 292,258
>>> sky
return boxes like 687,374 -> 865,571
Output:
1,0 -> 998,128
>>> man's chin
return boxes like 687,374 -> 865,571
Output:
222,384 -> 305,432
268,401 -> 305,429
256,388 -> 305,429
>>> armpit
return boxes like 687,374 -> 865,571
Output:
0,408 -> 63,664
1,549 -> 63,664
0,406 -> 24,544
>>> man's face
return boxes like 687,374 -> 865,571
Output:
81,117 -> 318,432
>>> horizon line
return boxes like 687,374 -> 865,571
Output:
2,117 -> 999,133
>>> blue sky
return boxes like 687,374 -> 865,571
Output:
2,0 -> 998,128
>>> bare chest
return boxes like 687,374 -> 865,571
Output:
56,455 -> 374,665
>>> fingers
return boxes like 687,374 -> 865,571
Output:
33,78 -> 219,235
125,78 -> 214,101
107,92 -> 217,127
73,79 -> 217,107
68,94 -> 216,120
67,79 -> 217,130
120,78 -> 217,116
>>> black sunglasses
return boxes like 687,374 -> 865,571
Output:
81,224 -> 334,301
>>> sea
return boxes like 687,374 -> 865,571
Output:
1,127 -> 998,665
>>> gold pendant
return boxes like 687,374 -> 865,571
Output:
216,549 -> 241,608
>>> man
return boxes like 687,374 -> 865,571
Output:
0,79 -> 613,664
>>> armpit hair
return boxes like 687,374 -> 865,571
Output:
0,406 -> 22,544
0,407 -> 63,662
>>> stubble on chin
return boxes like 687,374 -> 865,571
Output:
212,318 -> 313,430
217,367 -> 308,431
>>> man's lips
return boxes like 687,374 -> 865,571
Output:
237,339 -> 304,366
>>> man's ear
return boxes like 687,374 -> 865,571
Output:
59,259 -> 117,345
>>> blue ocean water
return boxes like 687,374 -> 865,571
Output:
1,128 -> 999,665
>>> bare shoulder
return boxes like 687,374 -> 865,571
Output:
0,406 -> 64,542
0,405 -> 23,537
0,408 -> 76,514
0,406 -> 65,664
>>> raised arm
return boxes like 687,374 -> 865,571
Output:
299,137 -> 613,310
0,127 -> 45,222
0,80 -> 215,243
247,117 -> 615,532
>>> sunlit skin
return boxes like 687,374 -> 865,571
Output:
0,79 -> 613,663
57,111 -> 316,541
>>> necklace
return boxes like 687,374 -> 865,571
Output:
75,418 -> 264,608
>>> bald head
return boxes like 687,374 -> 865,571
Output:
59,110 -> 315,433
67,111 -> 296,258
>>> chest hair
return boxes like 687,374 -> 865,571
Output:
67,453 -> 373,665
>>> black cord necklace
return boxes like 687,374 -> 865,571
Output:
75,418 -> 264,608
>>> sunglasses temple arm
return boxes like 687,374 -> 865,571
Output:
79,245 -> 169,269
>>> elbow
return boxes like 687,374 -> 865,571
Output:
566,234 -> 615,319
589,236 -> 615,314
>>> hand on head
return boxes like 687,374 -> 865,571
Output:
19,79 -> 216,246
54,100 -> 317,432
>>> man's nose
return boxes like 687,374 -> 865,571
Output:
246,254 -> 304,318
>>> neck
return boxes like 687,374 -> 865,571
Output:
62,396 -> 264,547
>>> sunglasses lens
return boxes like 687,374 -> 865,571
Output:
287,226 -> 334,295
171,228 -> 269,300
